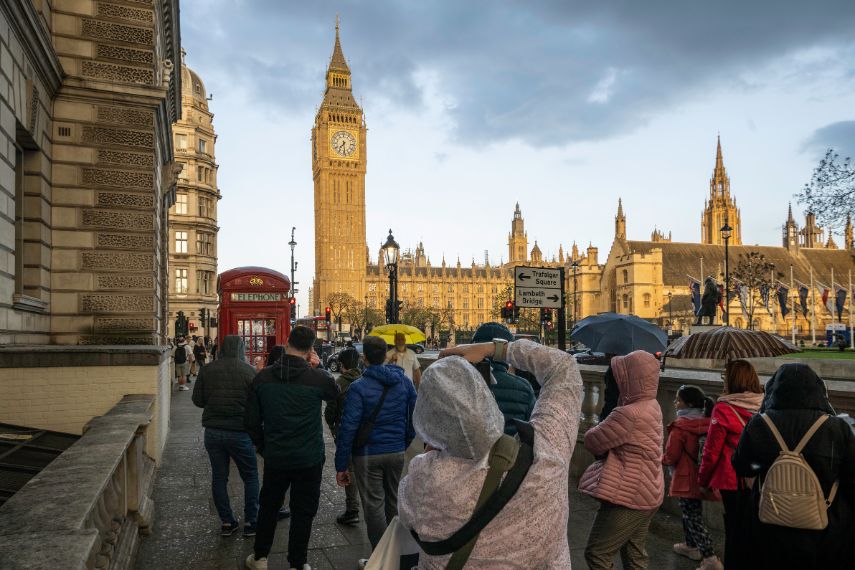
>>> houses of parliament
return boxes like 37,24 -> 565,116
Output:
311,23 -> 855,335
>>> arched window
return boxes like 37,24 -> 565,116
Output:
622,269 -> 629,283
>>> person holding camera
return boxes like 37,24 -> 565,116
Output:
397,338 -> 583,568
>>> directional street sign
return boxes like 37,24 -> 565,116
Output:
514,266 -> 564,309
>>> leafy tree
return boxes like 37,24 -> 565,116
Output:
728,252 -> 780,330
797,148 -> 855,231
325,292 -> 357,331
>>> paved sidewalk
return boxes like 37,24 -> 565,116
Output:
136,385 -> 721,569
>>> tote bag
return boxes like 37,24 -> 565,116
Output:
365,516 -> 421,570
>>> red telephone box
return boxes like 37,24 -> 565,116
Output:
217,267 -> 291,364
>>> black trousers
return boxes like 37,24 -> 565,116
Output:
254,461 -> 323,566
720,488 -> 751,570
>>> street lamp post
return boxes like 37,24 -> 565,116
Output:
288,227 -> 298,304
667,291 -> 673,334
571,260 -> 579,330
364,294 -> 369,339
720,220 -> 733,327
382,229 -> 400,324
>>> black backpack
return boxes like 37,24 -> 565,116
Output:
174,344 -> 187,364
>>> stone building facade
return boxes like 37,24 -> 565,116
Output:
0,0 -> 181,461
167,55 -> 218,341
311,24 -> 564,329
570,140 -> 855,339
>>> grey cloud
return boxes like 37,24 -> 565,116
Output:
182,0 -> 855,147
802,121 -> 855,159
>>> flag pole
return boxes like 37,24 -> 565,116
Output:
849,268 -> 853,349
832,266 -> 836,323
810,266 -> 816,346
791,265 -> 796,345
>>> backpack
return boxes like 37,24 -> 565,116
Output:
758,413 -> 838,530
174,344 -> 187,364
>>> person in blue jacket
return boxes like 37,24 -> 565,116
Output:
334,335 -> 417,557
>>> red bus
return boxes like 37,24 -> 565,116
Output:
296,316 -> 331,339
217,266 -> 291,364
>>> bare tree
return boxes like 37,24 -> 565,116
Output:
797,148 -> 855,231
729,252 -> 779,330
325,292 -> 357,333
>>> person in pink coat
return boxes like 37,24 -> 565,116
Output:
579,350 -> 665,570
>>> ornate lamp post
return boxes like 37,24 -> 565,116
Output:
382,229 -> 400,324
720,220 -> 733,327
570,260 -> 580,330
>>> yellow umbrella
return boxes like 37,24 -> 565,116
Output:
368,324 -> 426,345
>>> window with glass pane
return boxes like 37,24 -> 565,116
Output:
197,166 -> 203,181
198,197 -> 209,218
175,268 -> 188,293
196,270 -> 212,294
237,318 -> 277,362
199,139 -> 207,154
177,134 -> 187,149
175,193 -> 188,214
196,232 -> 212,254
175,231 -> 188,253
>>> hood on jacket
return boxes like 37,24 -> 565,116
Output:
413,356 -> 504,460
760,363 -> 835,414
718,391 -> 764,412
610,350 -> 659,405
219,335 -> 246,361
363,363 -> 408,387
671,414 -> 711,435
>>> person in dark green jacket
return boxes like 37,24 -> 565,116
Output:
244,326 -> 338,570
323,348 -> 363,525
472,322 -> 536,435
191,335 -> 258,537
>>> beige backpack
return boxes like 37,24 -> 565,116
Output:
758,414 -> 838,530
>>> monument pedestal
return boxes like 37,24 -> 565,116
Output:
690,324 -> 722,335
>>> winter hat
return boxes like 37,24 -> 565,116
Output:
414,355 -> 504,460
472,322 -> 514,344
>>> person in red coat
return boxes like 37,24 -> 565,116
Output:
698,360 -> 763,570
663,385 -> 722,570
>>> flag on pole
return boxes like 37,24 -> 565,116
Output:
836,287 -> 847,321
799,285 -> 809,318
689,280 -> 701,315
777,285 -> 790,318
760,284 -> 771,314
737,284 -> 750,318
821,286 -> 835,316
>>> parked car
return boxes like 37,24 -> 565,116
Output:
573,349 -> 609,365
407,343 -> 425,354
326,342 -> 364,373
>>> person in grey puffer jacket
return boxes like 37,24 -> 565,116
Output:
192,335 -> 259,537
471,322 -> 535,435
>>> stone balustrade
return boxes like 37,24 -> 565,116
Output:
0,395 -> 157,569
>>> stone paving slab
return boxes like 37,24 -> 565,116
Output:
135,380 -> 721,570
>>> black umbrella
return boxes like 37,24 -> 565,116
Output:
571,312 -> 668,356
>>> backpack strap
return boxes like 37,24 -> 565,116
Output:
723,403 -> 746,428
761,413 -> 791,453
793,415 -> 829,454
411,421 -> 535,567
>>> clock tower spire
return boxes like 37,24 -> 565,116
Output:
312,19 -> 368,313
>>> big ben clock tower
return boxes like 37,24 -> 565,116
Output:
312,19 -> 368,313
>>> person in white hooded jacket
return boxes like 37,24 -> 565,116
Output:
398,339 -> 583,568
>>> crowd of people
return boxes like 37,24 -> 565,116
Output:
179,321 -> 855,570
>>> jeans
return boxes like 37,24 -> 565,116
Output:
344,461 -> 360,512
203,428 -> 259,525
353,452 -> 405,549
254,462 -> 323,567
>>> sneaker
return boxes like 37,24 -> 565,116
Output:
697,555 -> 724,570
288,566 -> 311,570
178,385 -> 190,391
277,506 -> 291,520
221,521 -> 239,537
243,523 -> 257,537
358,560 -> 368,570
245,554 -> 268,569
336,510 -> 360,525
673,543 -> 702,561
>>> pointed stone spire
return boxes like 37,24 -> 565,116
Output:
329,15 -> 350,73
615,198 -> 626,240
558,244 -> 565,264
845,214 -> 854,250
715,134 -> 724,172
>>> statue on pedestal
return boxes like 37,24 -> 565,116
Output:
695,276 -> 722,325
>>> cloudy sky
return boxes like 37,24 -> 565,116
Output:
180,0 -> 855,313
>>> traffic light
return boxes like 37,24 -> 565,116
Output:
199,307 -> 207,327
289,297 -> 296,323
512,303 -> 519,323
502,300 -> 513,321
325,306 -> 332,324
541,308 -> 552,323
385,299 -> 393,323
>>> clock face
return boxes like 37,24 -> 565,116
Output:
331,130 -> 357,158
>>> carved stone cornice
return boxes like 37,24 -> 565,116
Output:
1,0 -> 63,96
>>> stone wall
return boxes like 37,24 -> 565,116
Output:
0,345 -> 171,461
